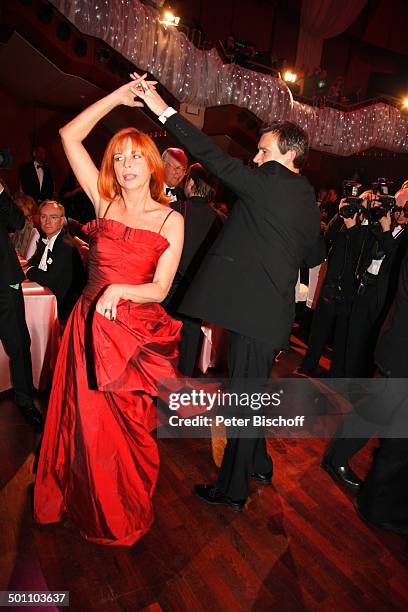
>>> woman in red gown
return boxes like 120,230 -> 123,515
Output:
34,78 -> 184,546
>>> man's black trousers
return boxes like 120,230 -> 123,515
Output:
0,284 -> 34,406
216,331 -> 277,500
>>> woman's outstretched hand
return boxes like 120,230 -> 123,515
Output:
129,71 -> 169,116
113,74 -> 158,108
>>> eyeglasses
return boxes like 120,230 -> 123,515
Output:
164,159 -> 186,173
40,214 -> 63,222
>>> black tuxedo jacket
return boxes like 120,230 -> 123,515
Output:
164,113 -> 321,347
166,185 -> 185,203
19,161 -> 54,202
165,196 -> 222,311
378,228 -> 408,317
172,196 -> 221,279
26,230 -> 86,319
0,189 -> 25,287
375,250 -> 408,377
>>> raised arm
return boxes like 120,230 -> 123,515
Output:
130,74 -> 259,199
59,76 -> 150,215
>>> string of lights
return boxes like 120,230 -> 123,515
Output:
50,0 -> 408,156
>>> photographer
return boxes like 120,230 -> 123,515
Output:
321,185 -> 408,490
323,246 -> 408,496
355,248 -> 408,533
297,188 -> 394,377
296,197 -> 367,376
345,187 -> 408,377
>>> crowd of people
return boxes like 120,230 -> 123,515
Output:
219,35 -> 281,76
0,72 -> 407,548
217,36 -> 364,108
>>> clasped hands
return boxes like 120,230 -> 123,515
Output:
112,71 -> 170,116
128,71 -> 169,116
96,284 -> 125,320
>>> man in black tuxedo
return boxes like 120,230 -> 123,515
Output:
164,163 -> 222,375
357,252 -> 408,536
134,77 -> 320,508
19,146 -> 54,202
25,200 -> 86,320
0,179 -> 43,430
325,250 -> 408,533
162,147 -> 188,204
322,202 -> 408,490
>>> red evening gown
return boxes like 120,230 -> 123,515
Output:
34,218 -> 181,546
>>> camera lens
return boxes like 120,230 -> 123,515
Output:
339,204 -> 356,219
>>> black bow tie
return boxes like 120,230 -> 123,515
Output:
35,163 -> 44,169
166,187 -> 176,196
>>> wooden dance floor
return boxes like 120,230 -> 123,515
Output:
1,343 -> 407,611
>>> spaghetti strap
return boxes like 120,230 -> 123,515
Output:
158,209 -> 175,235
102,201 -> 114,219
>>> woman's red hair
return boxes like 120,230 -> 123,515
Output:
98,127 -> 168,204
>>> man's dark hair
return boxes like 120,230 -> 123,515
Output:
260,121 -> 309,169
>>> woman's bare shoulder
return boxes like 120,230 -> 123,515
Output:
98,196 -> 118,218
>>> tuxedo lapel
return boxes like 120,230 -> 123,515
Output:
31,162 -> 40,187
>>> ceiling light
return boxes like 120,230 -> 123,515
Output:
283,71 -> 297,84
160,8 -> 180,26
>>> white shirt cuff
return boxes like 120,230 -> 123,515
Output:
158,107 -> 177,124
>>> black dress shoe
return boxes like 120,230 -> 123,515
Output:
251,470 -> 273,484
321,458 -> 362,490
19,403 -> 44,432
194,484 -> 246,511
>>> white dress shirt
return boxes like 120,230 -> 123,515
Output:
34,161 -> 44,190
38,230 -> 61,271
164,184 -> 178,202
366,225 -> 405,276
158,107 -> 177,124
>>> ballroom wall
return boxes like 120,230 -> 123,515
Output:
0,87 -> 108,194
321,0 -> 408,97
305,148 -> 408,192
173,0 -> 301,64
0,87 -> 73,192
175,0 -> 407,97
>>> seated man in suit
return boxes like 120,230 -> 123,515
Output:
163,163 -> 222,375
19,146 -> 54,202
25,200 -> 86,320
0,179 -> 43,430
162,147 -> 188,204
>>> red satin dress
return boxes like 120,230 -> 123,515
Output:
34,218 -> 181,546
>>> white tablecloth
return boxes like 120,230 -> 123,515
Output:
306,261 -> 327,309
0,281 -> 60,392
198,323 -> 229,374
